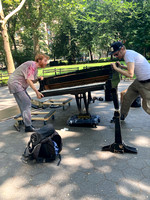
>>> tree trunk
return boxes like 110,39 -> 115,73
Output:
143,47 -> 146,58
8,18 -> 17,52
54,53 -> 56,61
89,47 -> 93,61
33,32 -> 40,56
1,23 -> 15,74
10,34 -> 17,52
0,0 -> 26,74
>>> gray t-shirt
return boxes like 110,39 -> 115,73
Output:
8,61 -> 38,94
124,50 -> 150,81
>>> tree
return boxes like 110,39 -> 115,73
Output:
47,0 -> 83,62
0,0 -> 26,73
121,0 -> 150,57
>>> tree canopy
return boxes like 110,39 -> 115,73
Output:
0,0 -> 150,69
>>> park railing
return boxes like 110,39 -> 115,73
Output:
41,66 -> 93,77
1,65 -> 118,86
0,67 -> 83,86
42,67 -> 80,77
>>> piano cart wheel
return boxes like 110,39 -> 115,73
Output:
14,121 -> 21,132
99,97 -> 103,101
93,124 -> 97,128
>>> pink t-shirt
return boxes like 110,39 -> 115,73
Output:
8,61 -> 38,94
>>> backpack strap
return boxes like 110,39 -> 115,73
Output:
57,154 -> 61,166
45,154 -> 61,166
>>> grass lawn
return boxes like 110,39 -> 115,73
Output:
38,62 -> 113,77
0,62 -> 113,85
2,59 -> 150,85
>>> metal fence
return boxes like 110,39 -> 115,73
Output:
0,66 -> 93,86
42,66 -> 91,77
42,67 -> 80,76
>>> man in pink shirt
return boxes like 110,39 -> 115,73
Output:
8,53 -> 49,132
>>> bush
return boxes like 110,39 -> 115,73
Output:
59,61 -> 66,66
49,61 -> 58,66
89,60 -> 99,63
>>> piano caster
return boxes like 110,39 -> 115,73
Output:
110,116 -> 116,123
92,97 -> 103,103
102,142 -> 138,154
14,121 -> 23,132
92,124 -> 97,128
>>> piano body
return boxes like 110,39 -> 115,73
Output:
39,65 -> 120,127
39,65 -> 138,154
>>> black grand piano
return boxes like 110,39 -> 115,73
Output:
39,65 -> 119,125
39,65 -> 137,154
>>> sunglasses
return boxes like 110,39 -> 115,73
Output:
114,52 -> 119,57
113,48 -> 122,57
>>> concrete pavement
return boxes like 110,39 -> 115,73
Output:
0,80 -> 150,200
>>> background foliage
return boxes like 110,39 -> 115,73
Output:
1,0 -> 150,68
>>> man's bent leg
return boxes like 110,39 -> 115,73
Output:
138,82 -> 150,115
13,91 -> 32,127
120,80 -> 139,119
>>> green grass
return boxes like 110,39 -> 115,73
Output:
2,59 -> 150,85
38,62 -> 112,77
0,62 -> 113,85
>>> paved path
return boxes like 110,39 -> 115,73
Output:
0,80 -> 150,200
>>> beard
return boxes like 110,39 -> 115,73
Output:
40,63 -> 46,68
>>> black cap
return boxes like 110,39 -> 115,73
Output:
109,41 -> 123,55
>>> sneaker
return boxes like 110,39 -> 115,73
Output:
120,114 -> 125,121
25,126 -> 38,132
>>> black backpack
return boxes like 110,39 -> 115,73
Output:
22,124 -> 62,166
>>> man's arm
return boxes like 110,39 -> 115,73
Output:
32,76 -> 44,84
111,62 -> 134,78
26,79 -> 44,99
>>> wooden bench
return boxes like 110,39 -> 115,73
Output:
14,109 -> 56,131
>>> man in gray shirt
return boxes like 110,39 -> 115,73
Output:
109,41 -> 150,120
8,53 -> 49,132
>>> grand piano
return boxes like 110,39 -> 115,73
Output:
39,65 -> 120,125
39,64 -> 137,154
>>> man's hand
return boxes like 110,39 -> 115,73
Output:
116,61 -> 122,68
38,76 -> 44,81
36,91 -> 44,99
111,63 -> 118,71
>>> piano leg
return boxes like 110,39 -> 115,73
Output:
75,93 -> 90,115
75,94 -> 82,114
88,92 -> 92,104
102,88 -> 137,154
83,93 -> 89,115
